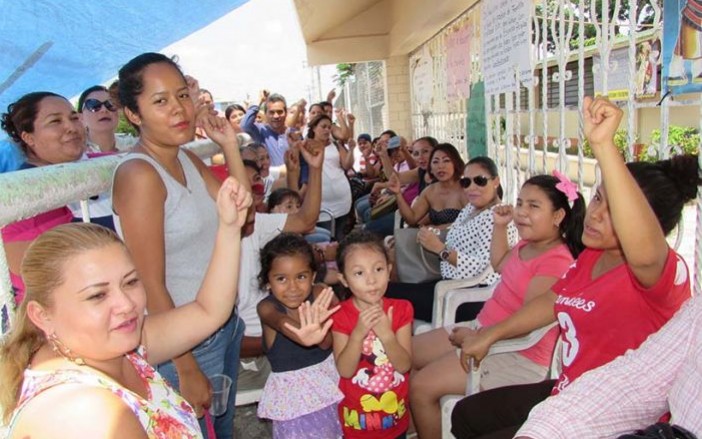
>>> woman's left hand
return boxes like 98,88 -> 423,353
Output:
417,227 -> 443,253
202,113 -> 239,150
217,177 -> 252,228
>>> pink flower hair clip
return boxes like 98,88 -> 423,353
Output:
553,170 -> 579,208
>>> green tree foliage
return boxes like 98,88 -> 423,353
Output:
640,126 -> 700,162
334,63 -> 356,87
116,113 -> 138,137
534,0 -> 660,54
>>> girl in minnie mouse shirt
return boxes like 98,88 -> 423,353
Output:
332,230 -> 413,439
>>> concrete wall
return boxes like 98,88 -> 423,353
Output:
515,103 -> 701,148
384,55 -> 412,137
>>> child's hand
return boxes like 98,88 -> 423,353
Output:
216,177 -> 252,228
372,306 -> 395,341
493,204 -> 514,227
311,287 -> 341,322
284,300 -> 336,347
352,305 -> 383,339
582,96 -> 623,153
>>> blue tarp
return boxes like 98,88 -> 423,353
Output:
0,1 -> 249,111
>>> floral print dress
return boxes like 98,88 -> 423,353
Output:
9,348 -> 202,438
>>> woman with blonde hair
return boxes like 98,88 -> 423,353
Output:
0,176 -> 251,438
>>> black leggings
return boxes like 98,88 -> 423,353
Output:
385,281 -> 484,323
450,379 -> 556,439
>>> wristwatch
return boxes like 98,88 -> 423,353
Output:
439,247 -> 451,262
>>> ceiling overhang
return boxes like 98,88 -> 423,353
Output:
293,0 -> 480,65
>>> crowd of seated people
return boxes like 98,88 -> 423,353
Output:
1,51 -> 701,439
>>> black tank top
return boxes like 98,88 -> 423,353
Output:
262,295 -> 332,373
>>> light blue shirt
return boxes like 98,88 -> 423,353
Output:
241,104 -> 289,166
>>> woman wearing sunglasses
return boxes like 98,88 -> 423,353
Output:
385,156 -> 517,324
77,85 -> 135,155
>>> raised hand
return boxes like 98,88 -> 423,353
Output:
201,113 -> 238,149
326,88 -> 337,103
346,112 -> 356,125
300,139 -> 325,169
283,297 -> 338,347
216,177 -> 252,228
493,204 -> 514,227
284,144 -> 300,173
312,287 -> 341,322
582,96 -> 623,153
259,89 -> 270,104
184,75 -> 201,106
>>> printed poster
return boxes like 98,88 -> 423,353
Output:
662,0 -> 702,95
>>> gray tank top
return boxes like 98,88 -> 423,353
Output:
112,149 -> 218,307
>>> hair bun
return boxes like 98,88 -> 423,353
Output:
0,105 -> 20,143
660,154 -> 700,203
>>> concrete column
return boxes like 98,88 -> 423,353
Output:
384,55 -> 412,137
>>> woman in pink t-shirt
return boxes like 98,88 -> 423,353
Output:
1,92 -> 85,303
410,173 -> 586,439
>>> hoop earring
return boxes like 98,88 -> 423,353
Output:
48,332 -> 86,366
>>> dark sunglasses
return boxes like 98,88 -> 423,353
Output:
460,175 -> 492,188
83,98 -> 117,112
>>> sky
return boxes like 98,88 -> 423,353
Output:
163,0 -> 337,106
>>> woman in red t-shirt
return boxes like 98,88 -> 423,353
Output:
451,96 -> 701,439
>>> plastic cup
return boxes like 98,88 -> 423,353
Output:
208,374 -> 232,416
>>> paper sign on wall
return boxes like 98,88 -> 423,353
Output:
480,0 -> 533,95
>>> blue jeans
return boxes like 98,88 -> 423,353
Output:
364,210 -> 396,237
355,194 -> 372,223
157,313 -> 245,439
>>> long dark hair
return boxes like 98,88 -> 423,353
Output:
428,143 -> 465,181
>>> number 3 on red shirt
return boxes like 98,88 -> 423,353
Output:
557,312 -> 580,367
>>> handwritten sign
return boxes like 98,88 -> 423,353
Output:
447,25 -> 471,100
412,46 -> 434,108
480,0 -> 533,95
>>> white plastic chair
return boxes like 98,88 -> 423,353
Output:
439,323 -> 561,439
414,269 -> 495,335
318,208 -> 335,238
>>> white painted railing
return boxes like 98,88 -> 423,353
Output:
409,0 -> 702,297
0,140 -> 221,334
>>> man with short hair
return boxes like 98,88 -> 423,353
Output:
241,90 -> 289,166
